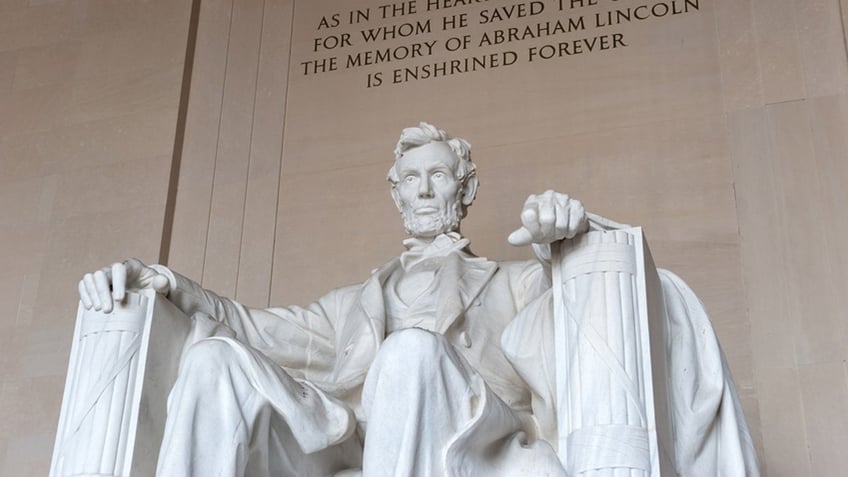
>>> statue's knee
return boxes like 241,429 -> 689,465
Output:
179,337 -> 241,377
374,328 -> 447,378
383,328 -> 444,358
365,329 -> 469,413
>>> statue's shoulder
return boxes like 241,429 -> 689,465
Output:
319,257 -> 402,304
368,256 -> 402,278
327,283 -> 363,296
314,281 -> 369,309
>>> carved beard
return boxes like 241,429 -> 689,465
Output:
400,198 -> 463,239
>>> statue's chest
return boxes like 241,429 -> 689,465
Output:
394,269 -> 436,304
384,269 -> 440,333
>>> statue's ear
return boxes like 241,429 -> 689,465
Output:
391,185 -> 402,210
461,175 -> 478,207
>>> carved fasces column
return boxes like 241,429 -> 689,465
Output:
551,229 -> 675,476
51,290 -> 190,477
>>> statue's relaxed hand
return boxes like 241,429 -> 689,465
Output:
78,258 -> 170,313
508,190 -> 589,247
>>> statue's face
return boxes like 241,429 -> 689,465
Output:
392,142 -> 464,239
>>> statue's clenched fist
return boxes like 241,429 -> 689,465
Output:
78,258 -> 170,313
508,191 -> 589,247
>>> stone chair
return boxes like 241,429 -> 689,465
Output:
50,228 -> 743,476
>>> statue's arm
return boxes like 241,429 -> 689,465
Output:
78,259 -> 351,376
153,265 -> 354,375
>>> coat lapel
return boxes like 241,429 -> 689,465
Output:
434,252 -> 498,334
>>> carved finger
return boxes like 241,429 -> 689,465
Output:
125,258 -> 151,287
94,270 -> 113,313
507,226 -> 534,247
112,262 -> 126,302
555,200 -> 569,239
123,258 -> 140,281
538,201 -> 556,228
521,205 -> 540,232
566,201 -> 587,239
83,273 -> 101,311
79,279 -> 93,309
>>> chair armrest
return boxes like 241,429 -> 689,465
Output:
51,290 -> 190,477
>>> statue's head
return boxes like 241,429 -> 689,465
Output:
387,122 -> 479,239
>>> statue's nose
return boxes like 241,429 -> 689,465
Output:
418,178 -> 434,198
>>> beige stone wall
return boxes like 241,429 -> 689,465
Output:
0,0 -> 193,473
170,0 -> 848,475
719,1 -> 848,474
2,0 -> 847,474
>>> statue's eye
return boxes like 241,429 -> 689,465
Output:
404,175 -> 417,183
432,172 -> 445,180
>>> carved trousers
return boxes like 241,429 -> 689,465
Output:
156,329 -> 564,477
156,336 -> 360,476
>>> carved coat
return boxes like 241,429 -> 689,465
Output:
162,250 -> 549,419
159,243 -> 759,476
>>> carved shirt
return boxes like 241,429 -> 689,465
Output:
385,232 -> 471,334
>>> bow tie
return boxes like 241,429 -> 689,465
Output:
400,232 -> 470,271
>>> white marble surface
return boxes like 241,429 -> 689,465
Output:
58,123 -> 759,476
51,290 -> 190,477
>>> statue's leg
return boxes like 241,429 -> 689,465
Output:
157,337 -> 361,477
361,328 -> 477,476
362,328 -> 565,477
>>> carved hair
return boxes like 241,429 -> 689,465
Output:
387,121 -> 477,185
